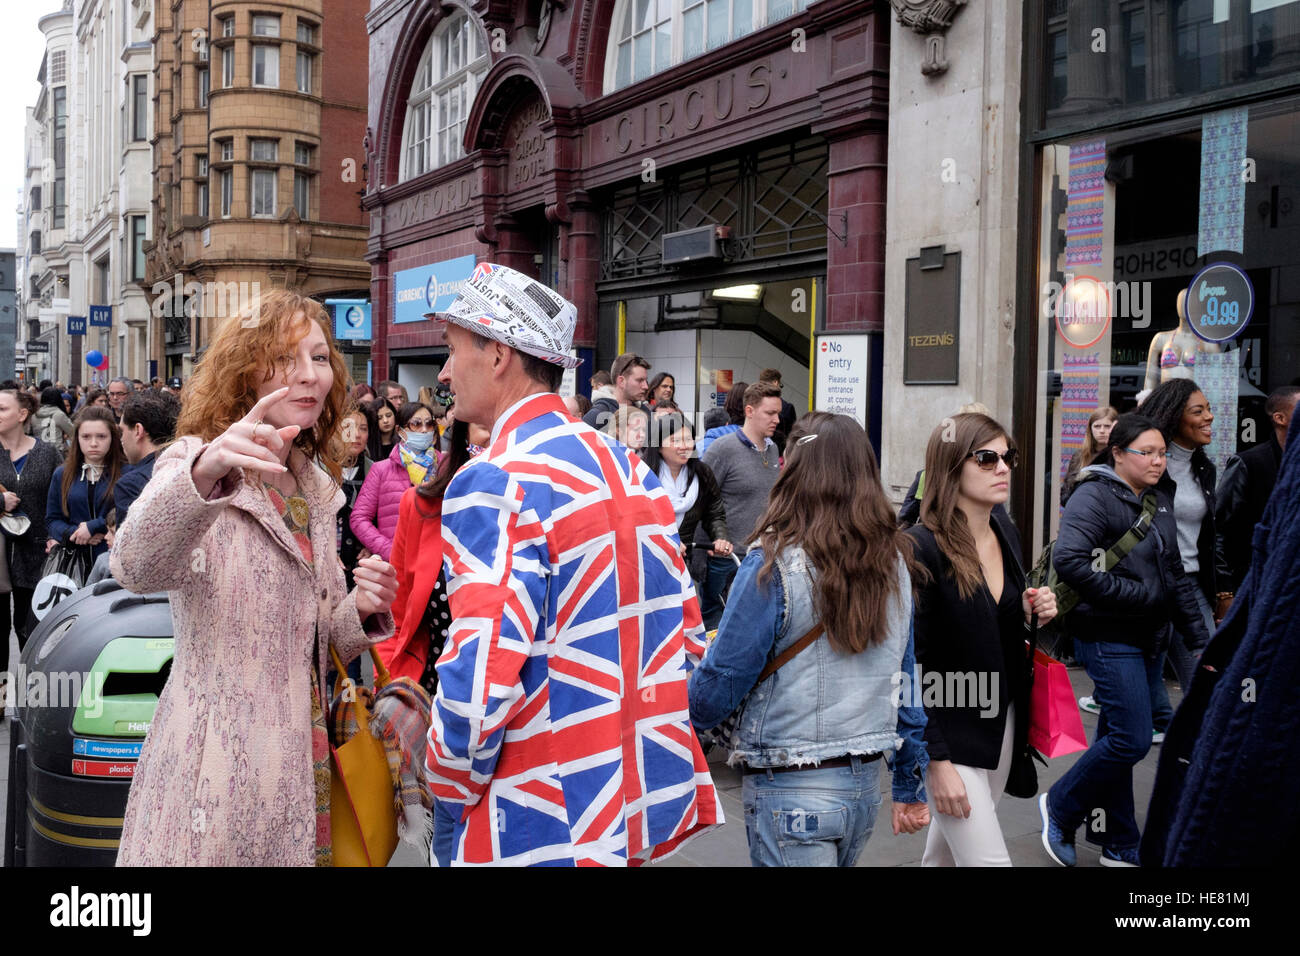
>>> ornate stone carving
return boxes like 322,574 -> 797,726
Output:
889,0 -> 968,76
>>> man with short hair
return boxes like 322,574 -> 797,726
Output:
115,390 -> 181,525
132,379 -> 146,392
582,353 -> 650,429
424,263 -> 720,866
757,367 -> 797,454
86,390 -> 182,584
378,379 -> 407,410
1216,385 -> 1300,600
107,377 -> 133,420
699,380 -> 783,628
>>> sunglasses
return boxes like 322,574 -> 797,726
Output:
968,448 -> 1019,470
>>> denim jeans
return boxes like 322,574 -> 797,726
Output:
699,555 -> 739,631
1167,587 -> 1215,695
1048,640 -> 1160,852
742,756 -> 882,867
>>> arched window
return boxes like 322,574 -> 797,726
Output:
400,11 -> 489,181
604,0 -> 814,93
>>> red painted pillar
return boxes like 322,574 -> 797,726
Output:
824,125 -> 887,333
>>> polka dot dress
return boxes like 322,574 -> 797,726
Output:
419,570 -> 451,697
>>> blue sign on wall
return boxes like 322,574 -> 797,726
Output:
67,315 -> 87,336
1186,262 -> 1254,344
89,305 -> 113,327
392,255 -> 476,324
327,299 -> 372,341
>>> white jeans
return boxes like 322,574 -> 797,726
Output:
922,703 -> 1016,867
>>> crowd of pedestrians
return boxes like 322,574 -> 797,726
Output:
2,266 -> 1292,868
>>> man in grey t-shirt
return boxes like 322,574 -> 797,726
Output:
699,380 -> 783,628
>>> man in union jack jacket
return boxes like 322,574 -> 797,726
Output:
424,264 -> 721,865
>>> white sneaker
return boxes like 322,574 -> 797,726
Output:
1078,695 -> 1101,715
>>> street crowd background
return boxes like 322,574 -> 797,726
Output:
1,266 -> 1296,867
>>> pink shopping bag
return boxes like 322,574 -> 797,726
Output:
1027,649 -> 1088,758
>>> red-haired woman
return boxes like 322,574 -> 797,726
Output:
111,290 -> 398,866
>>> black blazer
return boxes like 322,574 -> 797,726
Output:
907,510 -> 1032,771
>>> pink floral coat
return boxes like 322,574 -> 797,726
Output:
111,437 -> 393,866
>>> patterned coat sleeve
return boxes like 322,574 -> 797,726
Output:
110,437 -> 243,593
426,459 -> 548,808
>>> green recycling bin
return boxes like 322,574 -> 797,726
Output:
4,579 -> 173,866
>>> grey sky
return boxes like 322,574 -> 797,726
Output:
1,5 -> 55,249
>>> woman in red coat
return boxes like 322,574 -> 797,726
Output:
382,419 -> 481,690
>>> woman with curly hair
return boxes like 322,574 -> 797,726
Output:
111,289 -> 397,866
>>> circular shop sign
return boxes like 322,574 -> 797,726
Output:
425,273 -> 440,310
1185,262 -> 1254,344
345,305 -> 365,329
1055,275 -> 1112,349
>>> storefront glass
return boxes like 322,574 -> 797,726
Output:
1030,96 -> 1299,545
1040,0 -> 1300,131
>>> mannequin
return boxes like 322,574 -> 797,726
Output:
1144,289 -> 1222,391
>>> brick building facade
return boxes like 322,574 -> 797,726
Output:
146,0 -> 371,382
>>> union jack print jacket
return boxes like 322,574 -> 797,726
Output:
426,392 -> 723,865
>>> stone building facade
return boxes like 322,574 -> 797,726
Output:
146,0 -> 371,381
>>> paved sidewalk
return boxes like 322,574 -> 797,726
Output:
656,664 -> 1177,868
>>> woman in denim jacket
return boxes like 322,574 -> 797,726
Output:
689,412 -> 930,867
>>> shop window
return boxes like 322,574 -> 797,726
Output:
399,11 -> 489,181
605,0 -> 813,92
1027,102 -> 1300,549
1036,0 -> 1300,133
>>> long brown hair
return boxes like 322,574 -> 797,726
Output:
174,289 -> 349,482
919,412 -> 1015,601
1080,405 -> 1119,466
754,412 -> 918,654
60,406 -> 126,515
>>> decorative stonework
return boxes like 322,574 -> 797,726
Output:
889,0 -> 968,75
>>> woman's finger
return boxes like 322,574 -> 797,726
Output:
240,387 -> 291,425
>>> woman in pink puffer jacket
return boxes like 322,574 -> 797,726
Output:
350,402 -> 439,561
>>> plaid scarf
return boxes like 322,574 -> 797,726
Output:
330,673 -> 434,863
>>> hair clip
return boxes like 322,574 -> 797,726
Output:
796,433 -> 818,445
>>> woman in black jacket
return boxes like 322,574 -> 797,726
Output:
641,412 -> 732,587
907,413 -> 1057,866
0,389 -> 63,697
1139,380 -> 1221,694
1040,413 -> 1212,868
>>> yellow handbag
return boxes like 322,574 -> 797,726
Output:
329,645 -> 399,867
